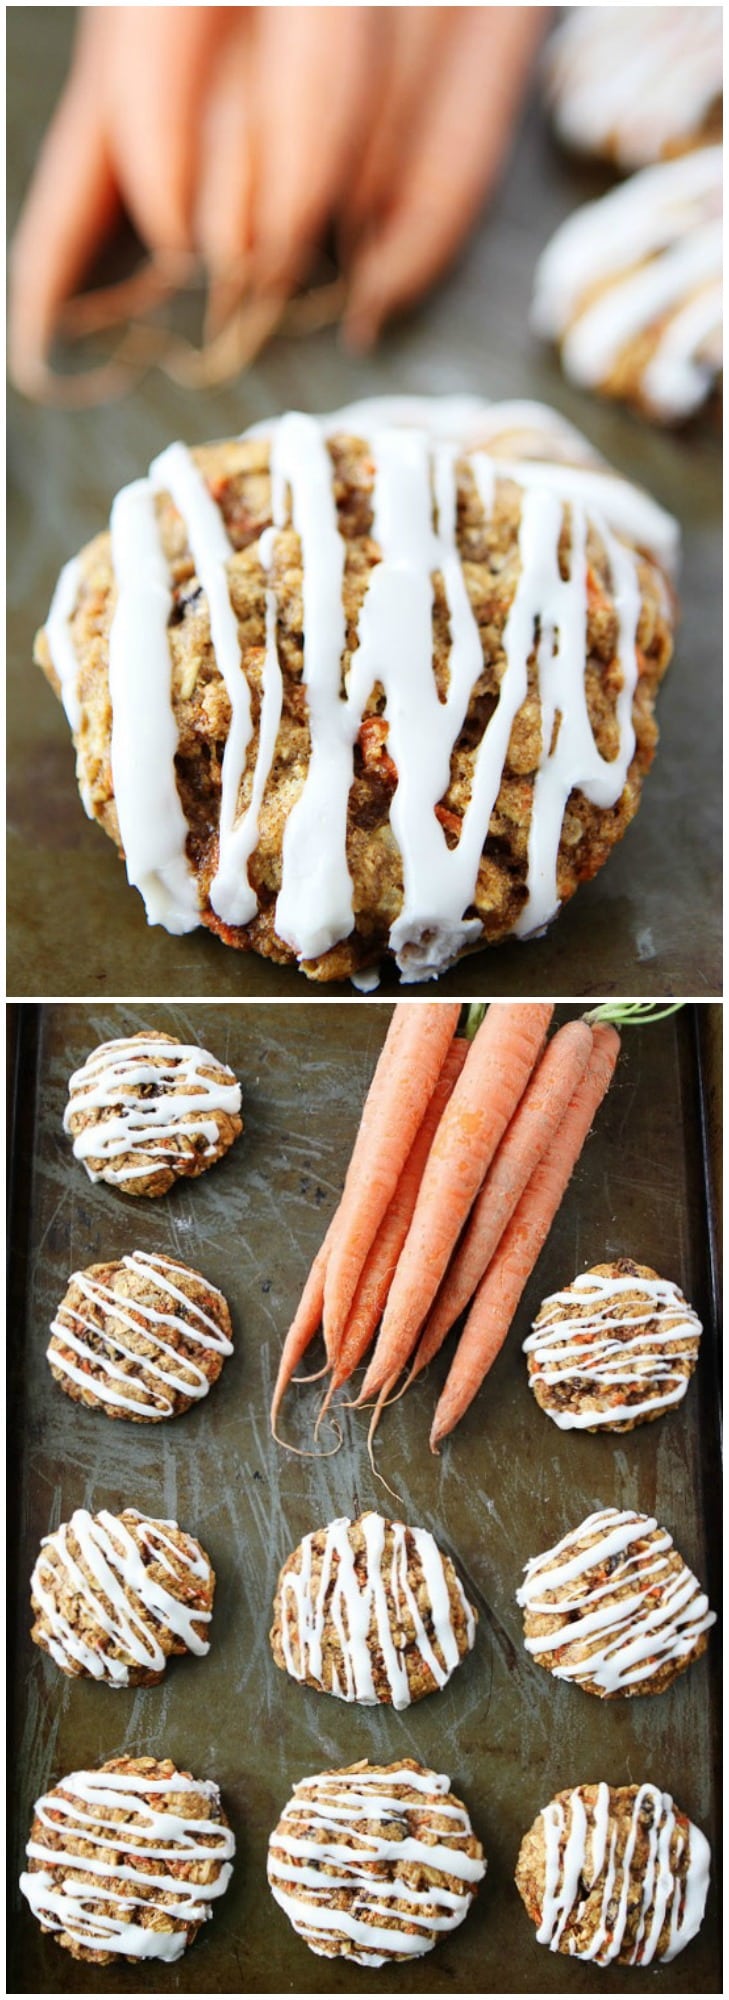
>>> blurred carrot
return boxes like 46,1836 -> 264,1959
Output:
357,1002 -> 553,1402
321,1002 -> 461,1364
429,1023 -> 621,1451
408,1017 -> 593,1386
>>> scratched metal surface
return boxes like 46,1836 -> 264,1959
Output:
7,1001 -> 721,1995
6,9 -> 722,1000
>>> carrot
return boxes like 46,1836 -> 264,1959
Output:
428,1023 -> 620,1451
408,1017 -> 594,1385
321,1002 -> 461,1364
270,1220 -> 335,1441
317,1036 -> 469,1422
356,1002 -> 554,1401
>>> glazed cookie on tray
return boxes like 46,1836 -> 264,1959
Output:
532,148 -> 722,424
516,1781 -> 711,1965
523,1259 -> 703,1430
47,1250 -> 233,1420
19,1755 -> 235,1965
517,1506 -> 715,1697
270,1511 -> 476,1708
267,1759 -> 486,1963
543,5 -> 722,169
37,395 -> 679,986
64,1030 -> 242,1193
30,1507 -> 214,1684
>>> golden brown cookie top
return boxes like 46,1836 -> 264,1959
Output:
524,1258 -> 702,1431
30,1507 -> 214,1684
515,1780 -> 710,1965
47,1250 -> 233,1420
64,1029 -> 242,1194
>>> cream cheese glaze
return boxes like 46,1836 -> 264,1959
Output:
31,1508 -> 212,1681
524,1270 -> 702,1427
545,6 -> 722,168
48,1251 -> 233,1417
46,396 -> 678,979
64,1036 -> 241,1184
534,1782 -> 710,1964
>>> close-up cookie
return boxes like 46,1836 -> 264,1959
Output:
63,1030 -> 242,1193
47,1250 -> 233,1420
270,1510 -> 476,1707
515,1781 -> 711,1965
544,6 -> 723,169
517,1506 -> 715,1697
523,1258 -> 703,1430
37,395 -> 679,985
19,1754 -> 235,1965
30,1507 -> 214,1684
532,147 -> 722,424
267,1758 -> 486,1963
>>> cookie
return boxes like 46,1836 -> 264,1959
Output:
532,147 -> 722,424
267,1759 -> 485,1963
37,395 -> 678,986
524,1259 -> 702,1430
19,1754 -> 235,1965
64,1030 -> 242,1194
47,1250 -> 233,1420
544,6 -> 722,169
30,1507 -> 214,1684
270,1510 -> 476,1708
517,1506 -> 715,1697
516,1781 -> 710,1965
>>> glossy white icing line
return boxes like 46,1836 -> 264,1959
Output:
268,1765 -> 484,1964
532,146 -> 722,419
546,7 -> 722,167
45,555 -> 84,732
279,1513 -> 474,1708
48,1251 -> 232,1418
31,1508 -> 212,1681
64,1037 -> 241,1182
20,1768 -> 235,1962
108,480 -> 201,935
525,1271 -> 702,1427
517,1507 -> 715,1693
536,1781 -> 711,1965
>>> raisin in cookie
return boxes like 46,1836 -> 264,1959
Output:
64,1030 -> 242,1194
516,1781 -> 710,1964
31,1507 -> 214,1684
524,1259 -> 702,1430
47,1251 -> 233,1420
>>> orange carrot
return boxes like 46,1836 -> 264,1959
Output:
408,1017 -> 594,1385
356,1002 -> 554,1401
321,1002 -> 461,1364
317,1036 -> 469,1421
429,1023 -> 620,1451
270,1220 -> 335,1440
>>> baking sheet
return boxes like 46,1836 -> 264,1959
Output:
7,1001 -> 722,1994
6,8 -> 722,1000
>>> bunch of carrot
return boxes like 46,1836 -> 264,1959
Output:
270,1000 -> 620,1456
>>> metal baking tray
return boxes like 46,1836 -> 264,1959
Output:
7,9 -> 721,1000
7,1002 -> 721,1994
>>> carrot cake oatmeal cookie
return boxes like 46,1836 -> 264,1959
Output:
47,1250 -> 233,1420
524,1259 -> 703,1430
37,395 -> 678,986
267,1759 -> 485,1963
515,1781 -> 711,1964
30,1507 -> 214,1684
532,148 -> 722,424
270,1511 -> 476,1707
19,1754 -> 235,1965
543,6 -> 722,170
64,1030 -> 242,1193
517,1506 -> 715,1697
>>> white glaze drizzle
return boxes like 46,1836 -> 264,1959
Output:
536,1781 -> 710,1964
19,1767 -> 234,1962
545,7 -> 722,168
516,1507 -> 715,1693
278,1512 -> 475,1709
31,1508 -> 212,1682
524,1271 -> 703,1427
532,147 -> 722,420
47,398 -> 679,976
63,1036 -> 241,1184
109,480 -> 201,934
48,1250 -> 232,1418
267,1764 -> 485,1964
45,555 -> 84,733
